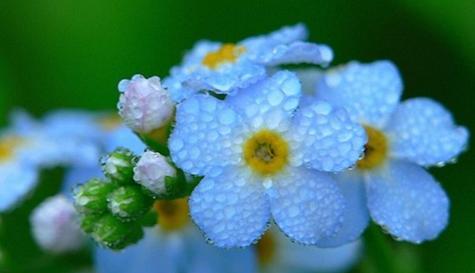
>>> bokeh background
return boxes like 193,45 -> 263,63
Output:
0,1 -> 473,272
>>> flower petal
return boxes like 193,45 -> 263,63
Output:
386,98 -> 469,166
0,162 -> 38,212
279,237 -> 362,273
316,172 -> 369,247
186,228 -> 258,273
315,61 -> 403,128
287,100 -> 366,172
366,160 -> 449,243
268,167 -> 346,245
241,23 -> 308,53
257,41 -> 333,66
94,229 -> 185,273
189,167 -> 271,248
226,70 -> 301,132
169,95 -> 245,176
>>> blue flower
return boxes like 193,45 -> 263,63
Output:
256,226 -> 362,273
168,71 -> 367,247
94,199 -> 257,273
164,24 -> 333,101
314,60 -> 469,244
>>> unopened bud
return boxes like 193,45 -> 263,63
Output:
118,75 -> 175,134
133,151 -> 176,195
74,178 -> 115,215
30,195 -> 84,253
92,214 -> 143,250
108,185 -> 153,221
101,148 -> 137,184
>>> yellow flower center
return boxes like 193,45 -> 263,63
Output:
0,135 -> 24,163
97,114 -> 122,132
356,126 -> 388,170
154,198 -> 189,232
243,130 -> 289,176
256,231 -> 277,266
202,43 -> 246,69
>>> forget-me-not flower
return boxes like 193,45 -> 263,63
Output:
313,60 -> 469,244
168,70 -> 367,247
164,24 -> 333,102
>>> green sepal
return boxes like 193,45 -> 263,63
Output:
92,214 -> 144,250
101,147 -> 138,185
139,210 -> 158,227
74,178 -> 116,215
108,185 -> 154,221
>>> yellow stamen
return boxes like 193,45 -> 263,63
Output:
0,135 -> 23,163
357,126 -> 388,170
256,231 -> 277,266
243,130 -> 289,176
154,198 -> 189,232
202,43 -> 246,69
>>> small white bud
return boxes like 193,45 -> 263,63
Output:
30,195 -> 84,253
133,151 -> 176,195
118,75 -> 175,134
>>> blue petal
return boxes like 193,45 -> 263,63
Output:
0,162 -> 38,212
366,160 -> 449,243
189,166 -> 270,248
386,98 -> 469,167
316,172 -> 369,248
94,229 -> 184,273
268,167 -> 346,245
315,60 -> 403,128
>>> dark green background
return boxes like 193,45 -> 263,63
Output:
0,1 -> 473,273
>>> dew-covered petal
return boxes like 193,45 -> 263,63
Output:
386,98 -> 469,167
183,60 -> 266,93
256,41 -> 333,67
189,167 -> 270,248
316,61 -> 403,128
0,162 -> 38,212
268,167 -> 346,245
241,23 -> 308,55
316,172 -> 369,248
287,100 -> 366,172
94,229 -> 186,273
278,237 -> 362,273
226,70 -> 301,132
169,95 -> 245,176
366,160 -> 449,243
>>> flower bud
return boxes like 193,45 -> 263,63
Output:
92,214 -> 143,250
118,75 -> 175,134
133,151 -> 176,195
101,147 -> 137,184
108,185 -> 153,221
74,178 -> 114,215
30,195 -> 85,253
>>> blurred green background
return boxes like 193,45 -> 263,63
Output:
0,0 -> 473,272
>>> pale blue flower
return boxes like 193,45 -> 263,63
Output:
95,200 -> 257,273
314,60 -> 469,244
164,24 -> 333,101
256,227 -> 362,273
169,71 -> 367,247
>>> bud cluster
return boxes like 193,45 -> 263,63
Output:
73,147 -> 196,250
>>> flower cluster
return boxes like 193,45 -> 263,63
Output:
66,23 -> 468,272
